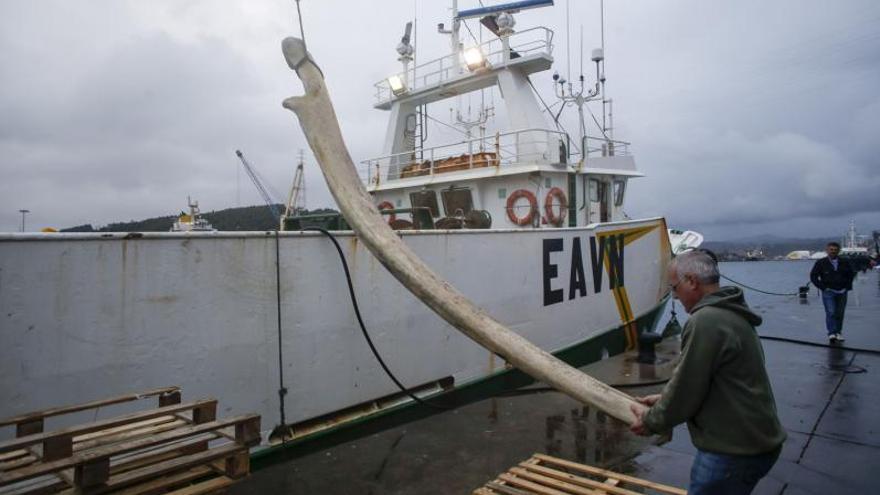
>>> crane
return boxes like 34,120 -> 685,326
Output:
234,150 -> 282,224
282,150 -> 306,230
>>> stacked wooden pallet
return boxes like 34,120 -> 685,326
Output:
475,453 -> 686,495
0,387 -> 260,495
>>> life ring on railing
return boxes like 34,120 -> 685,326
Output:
377,201 -> 396,223
544,187 -> 568,227
505,189 -> 539,226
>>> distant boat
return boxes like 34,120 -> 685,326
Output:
744,247 -> 765,261
840,220 -> 871,271
785,250 -> 811,260
170,197 -> 216,232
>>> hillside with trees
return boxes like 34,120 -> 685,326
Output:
61,205 -> 339,232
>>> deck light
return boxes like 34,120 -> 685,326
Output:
464,47 -> 487,71
388,75 -> 407,96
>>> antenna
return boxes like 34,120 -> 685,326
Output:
600,0 -> 607,135
566,0 -> 571,82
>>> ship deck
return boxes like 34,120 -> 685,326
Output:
231,267 -> 880,494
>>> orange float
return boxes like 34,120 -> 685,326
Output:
544,187 -> 568,227
505,189 -> 539,226
377,201 -> 396,223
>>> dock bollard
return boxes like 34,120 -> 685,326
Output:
637,332 -> 664,364
798,285 -> 810,300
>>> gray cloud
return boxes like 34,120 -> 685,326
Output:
1,0 -> 878,240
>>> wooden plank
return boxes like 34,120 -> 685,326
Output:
58,443 -> 245,495
108,465 -> 214,495
73,419 -> 188,453
0,456 -> 38,473
0,399 -> 217,455
481,481 -> 535,495
73,416 -> 178,444
497,473 -> 569,495
0,387 -> 180,428
0,449 -> 30,463
594,478 -> 620,495
509,467 -> 603,495
532,454 -> 687,495
106,434 -> 218,476
0,414 -> 256,486
166,476 -> 234,495
0,476 -> 66,495
517,465 -> 642,495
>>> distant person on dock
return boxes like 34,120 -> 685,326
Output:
810,242 -> 855,343
629,250 -> 786,495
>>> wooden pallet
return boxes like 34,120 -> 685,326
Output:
0,387 -> 260,495
475,453 -> 687,495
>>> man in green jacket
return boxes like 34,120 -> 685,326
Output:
630,250 -> 786,494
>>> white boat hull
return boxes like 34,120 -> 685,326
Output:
0,218 -> 670,443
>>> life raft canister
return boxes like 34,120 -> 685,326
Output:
544,187 -> 568,227
505,189 -> 539,226
377,201 -> 396,223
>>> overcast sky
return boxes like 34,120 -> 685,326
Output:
1,0 -> 877,241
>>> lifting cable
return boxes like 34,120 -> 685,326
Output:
302,227 -> 449,410
293,0 -> 307,49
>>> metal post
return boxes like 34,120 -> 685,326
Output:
18,209 -> 30,232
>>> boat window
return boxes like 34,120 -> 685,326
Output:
589,179 -> 600,202
409,190 -> 440,217
613,180 -> 626,206
441,187 -> 474,216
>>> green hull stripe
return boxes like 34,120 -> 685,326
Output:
251,297 -> 669,471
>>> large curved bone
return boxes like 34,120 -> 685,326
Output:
281,38 -> 645,424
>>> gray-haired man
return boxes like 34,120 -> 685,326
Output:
630,251 -> 786,494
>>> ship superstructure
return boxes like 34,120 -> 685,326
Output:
363,0 -> 638,232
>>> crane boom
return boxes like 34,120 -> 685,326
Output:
283,150 -> 306,227
235,149 -> 282,222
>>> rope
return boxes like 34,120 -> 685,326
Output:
719,273 -> 803,296
294,0 -> 307,49
274,231 -> 288,426
302,227 -> 448,410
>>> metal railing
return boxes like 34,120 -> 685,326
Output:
374,27 -> 554,104
581,135 -> 631,158
361,127 -> 569,186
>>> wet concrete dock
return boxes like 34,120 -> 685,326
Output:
232,264 -> 880,494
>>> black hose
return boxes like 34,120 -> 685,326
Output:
719,273 -> 803,296
758,334 -> 880,357
302,227 -> 448,410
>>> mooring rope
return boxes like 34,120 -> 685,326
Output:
719,273 -> 804,297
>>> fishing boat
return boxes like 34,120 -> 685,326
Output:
840,220 -> 871,271
170,197 -> 216,232
0,1 -> 674,456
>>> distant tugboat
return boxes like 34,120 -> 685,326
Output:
840,220 -> 871,271
744,247 -> 765,261
170,197 -> 216,232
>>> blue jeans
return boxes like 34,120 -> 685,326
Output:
689,448 -> 780,495
821,290 -> 848,335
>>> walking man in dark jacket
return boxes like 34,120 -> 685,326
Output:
630,250 -> 786,494
810,242 -> 855,343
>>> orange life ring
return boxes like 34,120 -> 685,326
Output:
505,189 -> 538,226
377,201 -> 396,222
544,187 -> 568,227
